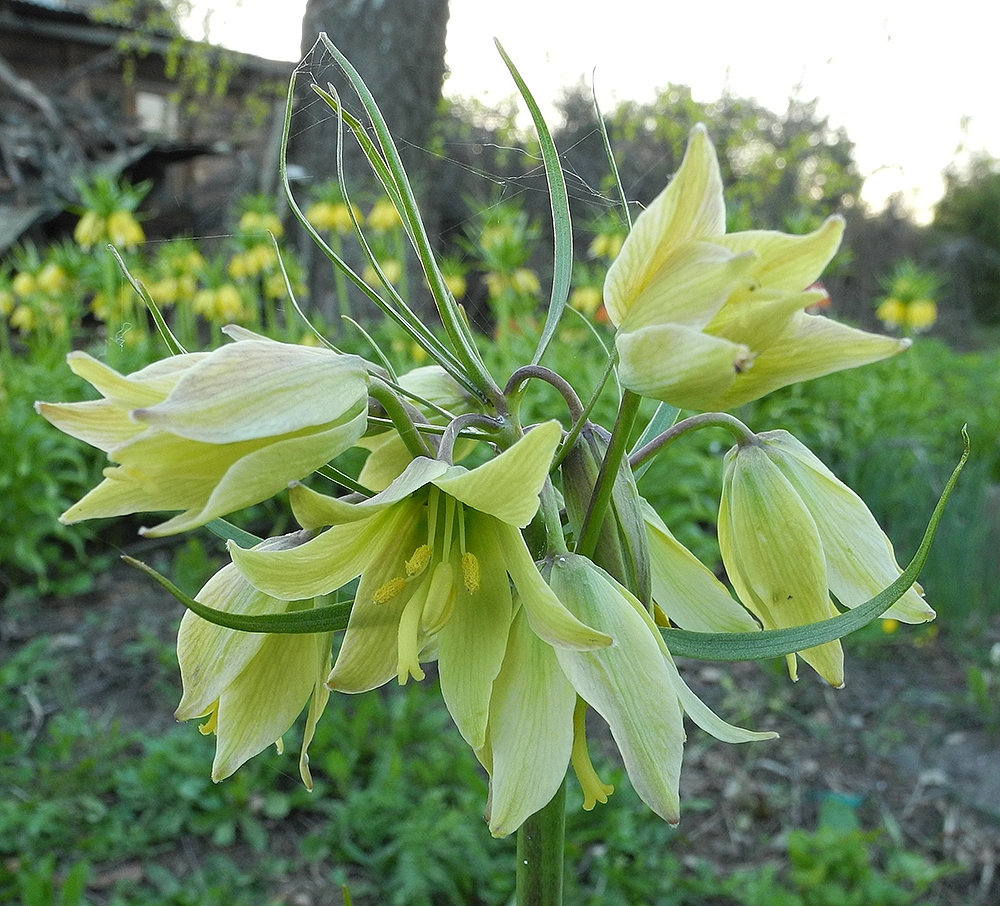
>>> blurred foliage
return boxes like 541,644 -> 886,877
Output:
933,152 -> 1000,325
554,83 -> 861,229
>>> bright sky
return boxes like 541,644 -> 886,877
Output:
193,0 -> 1000,221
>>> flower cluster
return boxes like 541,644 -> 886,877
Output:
39,118 -> 930,843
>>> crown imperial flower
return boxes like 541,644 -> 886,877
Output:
36,330 -> 369,536
719,431 -> 934,685
228,422 -> 611,761
605,125 -> 908,411
175,533 -> 333,787
481,554 -> 774,836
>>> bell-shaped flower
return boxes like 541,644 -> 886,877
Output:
227,421 -> 611,759
36,330 -> 369,536
481,554 -> 775,836
175,534 -> 333,787
718,432 -> 933,687
605,125 -> 908,411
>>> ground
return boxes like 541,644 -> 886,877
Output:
3,560 -> 999,905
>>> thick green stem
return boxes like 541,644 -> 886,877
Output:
575,389 -> 643,559
516,778 -> 566,906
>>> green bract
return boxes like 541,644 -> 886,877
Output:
605,125 -> 908,411
36,328 -> 369,536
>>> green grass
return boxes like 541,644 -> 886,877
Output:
0,624 -> 966,906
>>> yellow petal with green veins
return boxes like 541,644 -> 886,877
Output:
433,420 -> 562,527
715,216 -> 844,298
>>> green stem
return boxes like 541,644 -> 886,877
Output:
575,389 -> 642,559
516,778 -> 565,906
368,379 -> 433,459
538,480 -> 569,555
628,411 -> 757,470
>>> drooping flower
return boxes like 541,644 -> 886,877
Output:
604,125 -> 908,411
36,329 -> 369,535
481,554 -> 775,836
175,534 -> 333,787
227,422 -> 611,761
718,430 -> 933,686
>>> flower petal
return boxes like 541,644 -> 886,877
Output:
720,443 -> 844,686
144,411 -> 368,536
230,502 -> 418,599
288,457 -> 448,530
66,350 -> 201,407
617,241 -> 756,334
759,431 -> 933,623
211,631 -> 330,781
132,342 -> 368,443
709,313 -> 910,410
550,556 -> 683,825
36,399 -> 145,452
432,421 -> 562,527
616,323 -> 750,410
495,527 -> 611,651
642,501 -> 760,633
484,608 -> 576,837
604,125 -> 725,326
716,216 -> 844,297
436,514 -> 513,750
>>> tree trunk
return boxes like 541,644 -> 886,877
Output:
288,0 -> 450,322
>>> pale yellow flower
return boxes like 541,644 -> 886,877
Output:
719,430 -> 933,686
606,125 -> 907,411
37,331 -> 369,536
176,534 -> 332,786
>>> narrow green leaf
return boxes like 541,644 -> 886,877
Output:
494,41 -> 573,367
279,66 -> 473,392
268,232 -> 337,350
110,246 -> 186,355
123,555 -> 354,633
316,34 -> 498,402
204,518 -> 263,549
592,81 -> 632,230
662,429 -> 970,660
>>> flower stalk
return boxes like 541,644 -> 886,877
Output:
516,780 -> 566,906
575,388 -> 643,559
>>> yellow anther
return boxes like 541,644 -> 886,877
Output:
373,576 -> 406,604
405,544 -> 432,576
461,551 -> 481,593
